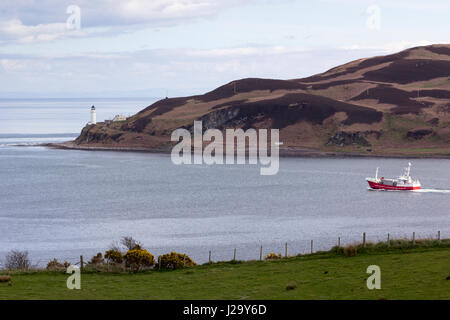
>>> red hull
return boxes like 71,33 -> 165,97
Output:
367,181 -> 420,191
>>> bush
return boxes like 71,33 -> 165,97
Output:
264,252 -> 282,260
331,245 -> 344,254
344,245 -> 357,257
5,250 -> 31,270
124,249 -> 155,271
46,259 -> 70,271
158,252 -> 196,270
88,253 -> 105,265
105,249 -> 124,264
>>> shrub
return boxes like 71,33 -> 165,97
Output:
5,250 -> 31,270
158,252 -> 196,270
124,249 -> 155,271
343,245 -> 357,257
88,253 -> 105,265
105,249 -> 124,264
264,252 -> 282,260
121,236 -> 143,251
331,245 -> 344,254
46,259 -> 70,271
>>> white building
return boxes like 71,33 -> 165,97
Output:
112,114 -> 127,122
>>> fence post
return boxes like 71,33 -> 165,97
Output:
233,248 -> 236,261
260,245 -> 263,261
412,232 -> 415,245
80,255 -> 84,272
183,254 -> 186,267
387,233 -> 390,248
338,237 -> 341,247
209,250 -> 212,264
363,232 -> 366,248
285,242 -> 288,258
310,240 -> 313,254
438,231 -> 441,245
158,256 -> 161,270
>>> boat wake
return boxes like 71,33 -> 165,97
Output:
368,188 -> 450,193
413,188 -> 450,194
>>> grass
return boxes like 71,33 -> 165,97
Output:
1,240 -> 449,300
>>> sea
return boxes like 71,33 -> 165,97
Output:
0,98 -> 449,266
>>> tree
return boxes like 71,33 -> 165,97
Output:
5,250 -> 31,270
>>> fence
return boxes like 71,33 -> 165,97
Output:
61,230 -> 444,270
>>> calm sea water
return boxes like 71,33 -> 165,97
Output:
0,98 -> 156,134
0,99 -> 449,266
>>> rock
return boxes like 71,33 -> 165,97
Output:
326,131 -> 372,147
406,128 -> 434,140
427,118 -> 439,126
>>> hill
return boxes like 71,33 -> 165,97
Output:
71,44 -> 450,156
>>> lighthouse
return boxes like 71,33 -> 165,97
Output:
90,105 -> 96,125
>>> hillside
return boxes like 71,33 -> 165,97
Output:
72,44 -> 450,156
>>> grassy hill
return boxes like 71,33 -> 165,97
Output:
71,44 -> 450,156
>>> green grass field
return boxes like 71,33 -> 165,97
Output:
1,245 -> 449,300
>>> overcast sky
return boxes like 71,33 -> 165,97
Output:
0,0 -> 448,98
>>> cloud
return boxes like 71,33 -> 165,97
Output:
0,19 -> 86,43
0,45 -> 393,96
185,46 -> 310,57
319,0 -> 450,11
0,0 -> 256,44
341,40 -> 434,54
0,0 -> 250,43
0,59 -> 27,72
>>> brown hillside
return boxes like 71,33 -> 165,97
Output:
73,44 -> 450,156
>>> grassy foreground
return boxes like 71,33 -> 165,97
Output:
1,245 -> 449,300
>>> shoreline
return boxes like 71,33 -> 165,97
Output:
41,141 -> 450,159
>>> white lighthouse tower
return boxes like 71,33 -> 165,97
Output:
90,105 -> 97,125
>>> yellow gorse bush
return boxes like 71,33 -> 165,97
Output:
264,252 -> 283,260
124,249 -> 155,271
105,249 -> 124,264
158,252 -> 196,269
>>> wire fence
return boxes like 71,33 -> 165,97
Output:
2,230 -> 443,271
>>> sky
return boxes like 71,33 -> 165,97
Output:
0,0 -> 448,98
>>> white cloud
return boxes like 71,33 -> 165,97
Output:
0,18 -> 85,43
0,59 -> 26,71
0,45 -> 385,96
186,46 -> 310,57
341,40 -> 434,54
0,0 -> 252,43
0,58 -> 51,73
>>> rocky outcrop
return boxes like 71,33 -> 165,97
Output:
326,131 -> 376,147
75,125 -> 123,144
427,118 -> 439,126
406,128 -> 434,140
199,107 -> 242,131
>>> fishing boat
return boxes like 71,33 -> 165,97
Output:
366,162 -> 421,191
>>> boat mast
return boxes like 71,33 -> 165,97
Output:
375,167 -> 379,180
407,162 -> 411,178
